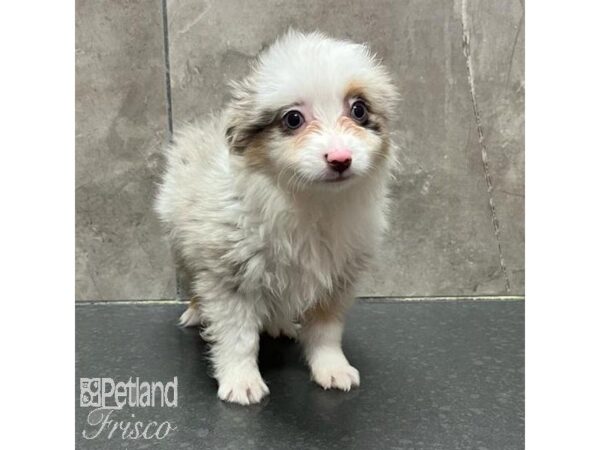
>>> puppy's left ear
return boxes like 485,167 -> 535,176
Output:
225,81 -> 276,153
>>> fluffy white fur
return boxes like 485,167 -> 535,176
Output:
155,31 -> 398,405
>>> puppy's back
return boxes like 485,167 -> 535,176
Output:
155,117 -> 234,235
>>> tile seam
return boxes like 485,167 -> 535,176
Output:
460,0 -> 511,293
160,0 -> 173,138
75,296 -> 525,306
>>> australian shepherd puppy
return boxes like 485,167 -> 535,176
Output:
155,30 -> 398,405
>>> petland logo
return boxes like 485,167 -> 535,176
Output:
79,377 -> 178,441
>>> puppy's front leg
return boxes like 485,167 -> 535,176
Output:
300,301 -> 360,391
206,294 -> 268,405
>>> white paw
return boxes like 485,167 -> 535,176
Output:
217,370 -> 269,405
178,306 -> 203,327
311,362 -> 360,391
280,322 -> 300,339
265,321 -> 300,340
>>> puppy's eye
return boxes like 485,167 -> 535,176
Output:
282,110 -> 304,130
350,100 -> 368,124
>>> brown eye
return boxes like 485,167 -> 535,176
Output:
282,110 -> 304,130
350,100 -> 368,124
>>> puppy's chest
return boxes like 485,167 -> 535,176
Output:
257,216 -> 375,304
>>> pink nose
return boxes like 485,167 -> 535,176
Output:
325,149 -> 352,174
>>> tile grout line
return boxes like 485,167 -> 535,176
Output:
76,296 -> 525,306
161,0 -> 174,138
360,295 -> 524,303
505,9 -> 524,89
460,0 -> 511,293
160,0 -> 182,302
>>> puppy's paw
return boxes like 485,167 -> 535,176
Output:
178,306 -> 203,327
311,362 -> 360,391
280,322 -> 300,340
265,321 -> 300,340
217,370 -> 269,405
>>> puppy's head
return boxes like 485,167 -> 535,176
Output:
225,30 -> 398,191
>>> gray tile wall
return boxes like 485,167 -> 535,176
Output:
76,0 -> 524,300
75,0 -> 175,300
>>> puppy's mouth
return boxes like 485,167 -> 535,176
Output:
323,173 -> 354,183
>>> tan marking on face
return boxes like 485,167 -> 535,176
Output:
345,80 -> 368,101
293,120 -> 323,149
243,131 -> 272,172
372,136 -> 391,164
337,116 -> 368,139
345,80 -> 391,120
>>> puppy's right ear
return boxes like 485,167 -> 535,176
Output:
224,123 -> 243,153
225,79 -> 255,153
225,80 -> 276,154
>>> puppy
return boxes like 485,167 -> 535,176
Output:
155,31 -> 398,405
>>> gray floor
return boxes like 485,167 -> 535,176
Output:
76,299 -> 524,449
